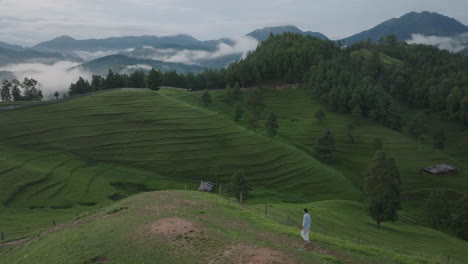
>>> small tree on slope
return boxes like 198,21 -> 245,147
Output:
364,151 -> 401,228
228,170 -> 252,201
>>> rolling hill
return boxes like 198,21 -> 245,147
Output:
0,89 -> 358,240
0,47 -> 80,67
76,54 -> 206,74
1,190 -> 467,263
160,87 -> 468,221
342,11 -> 468,44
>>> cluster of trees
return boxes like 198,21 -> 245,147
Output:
68,32 -> 467,129
426,192 -> 468,241
68,68 -> 228,95
1,78 -> 43,102
68,69 -> 164,95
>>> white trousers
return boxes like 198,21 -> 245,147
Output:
301,228 -> 310,242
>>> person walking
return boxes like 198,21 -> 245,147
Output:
301,208 -> 311,245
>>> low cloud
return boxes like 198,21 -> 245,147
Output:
129,36 -> 258,65
0,61 -> 92,99
406,33 -> 468,53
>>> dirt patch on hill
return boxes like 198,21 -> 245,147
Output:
149,217 -> 199,237
209,244 -> 287,264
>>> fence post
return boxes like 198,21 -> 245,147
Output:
240,192 -> 243,204
53,220 -> 56,226
264,203 -> 267,216
184,185 -> 187,191
1,231 -> 4,240
447,255 -> 450,263
356,230 -> 360,244
219,184 -> 222,195
287,214 -> 290,225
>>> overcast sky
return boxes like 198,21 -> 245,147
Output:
1,0 -> 468,46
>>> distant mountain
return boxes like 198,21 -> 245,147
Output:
76,54 -> 205,75
34,34 -> 224,53
342,11 -> 468,45
0,47 -> 80,66
0,41 -> 23,51
247,25 -> 328,42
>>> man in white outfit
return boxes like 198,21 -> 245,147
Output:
301,208 -> 311,245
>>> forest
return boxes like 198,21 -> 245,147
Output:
65,33 -> 468,127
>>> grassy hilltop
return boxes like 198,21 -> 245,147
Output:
0,88 -> 467,263
1,191 -> 468,264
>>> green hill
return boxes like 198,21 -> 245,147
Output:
0,89 -> 358,240
159,87 -> 468,221
1,190 -> 467,264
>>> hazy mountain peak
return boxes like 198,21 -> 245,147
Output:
247,25 -> 327,41
342,11 -> 468,44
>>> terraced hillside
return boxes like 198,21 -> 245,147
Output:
160,87 -> 468,220
2,191 -> 468,264
0,89 -> 358,238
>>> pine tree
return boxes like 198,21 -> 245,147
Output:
314,109 -> 326,121
365,151 -> 401,228
146,68 -> 162,91
233,82 -> 241,101
1,79 -> 12,101
224,84 -> 234,103
245,89 -> 264,131
228,170 -> 252,201
372,138 -> 383,150
425,192 -> 451,230
233,104 -> 244,123
433,126 -> 446,150
453,193 -> 468,240
54,91 -> 60,100
314,129 -> 336,161
265,112 -> 279,136
201,89 -> 212,106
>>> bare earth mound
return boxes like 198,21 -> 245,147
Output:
149,217 -> 198,237
209,244 -> 286,264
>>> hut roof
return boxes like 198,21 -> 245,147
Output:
421,164 -> 458,175
198,181 -> 215,192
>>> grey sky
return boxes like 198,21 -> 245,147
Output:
1,0 -> 468,46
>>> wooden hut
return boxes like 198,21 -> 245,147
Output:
198,181 -> 215,192
421,164 -> 458,175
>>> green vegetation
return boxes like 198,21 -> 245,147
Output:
0,89 -> 358,241
1,191 -> 467,264
159,87 -> 468,224
365,151 -> 401,228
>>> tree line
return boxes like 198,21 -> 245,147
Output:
1,78 -> 43,102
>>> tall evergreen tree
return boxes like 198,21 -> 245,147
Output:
314,109 -> 326,121
364,151 -> 401,228
265,112 -> 279,136
201,89 -> 212,106
425,192 -> 451,231
314,129 -> 336,161
224,84 -> 234,103
129,70 -> 146,88
228,170 -> 252,201
433,126 -> 446,150
233,104 -> 244,123
11,80 -> 22,101
453,193 -> 468,241
54,91 -> 60,100
146,68 -> 162,91
1,79 -> 12,101
245,89 -> 265,131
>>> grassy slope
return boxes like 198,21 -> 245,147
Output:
0,89 -> 358,239
2,190 -> 467,264
159,87 -> 468,221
